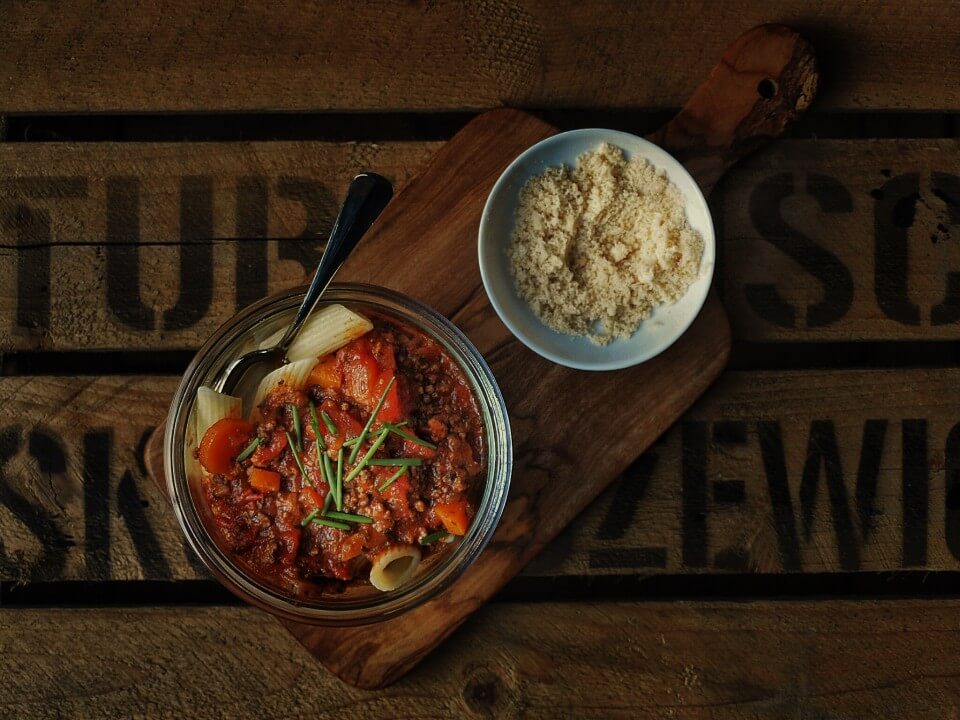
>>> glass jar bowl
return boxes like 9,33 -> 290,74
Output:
164,283 -> 512,625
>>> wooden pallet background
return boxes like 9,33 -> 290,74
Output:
2,1 -> 960,717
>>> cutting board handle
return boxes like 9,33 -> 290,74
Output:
647,24 -> 818,195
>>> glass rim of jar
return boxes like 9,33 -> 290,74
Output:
164,283 -> 512,625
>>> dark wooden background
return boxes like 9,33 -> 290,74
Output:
2,1 -> 960,717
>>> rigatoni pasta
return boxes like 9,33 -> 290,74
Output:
251,357 -> 317,408
194,387 -> 242,438
258,303 -> 372,362
369,545 -> 421,591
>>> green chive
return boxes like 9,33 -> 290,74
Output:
300,508 -> 319,527
321,411 -> 338,435
325,510 -> 373,524
236,436 -> 261,462
311,517 -> 351,531
368,457 -> 422,467
344,429 -> 390,484
381,422 -> 437,450
322,451 -> 334,498
349,376 -> 396,464
344,426 -> 388,448
285,431 -> 311,486
378,466 -> 407,493
322,489 -> 335,514
315,438 -> 328,487
289,404 -> 302,451
308,401 -> 325,450
336,447 -> 344,510
420,530 -> 449,545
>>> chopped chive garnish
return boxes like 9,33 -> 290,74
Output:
308,401 -> 325,450
378,466 -> 407,493
335,447 -> 344,510
368,457 -> 423,467
300,508 -> 319,527
285,431 -> 311,485
322,488 -> 335,514
325,510 -> 373,524
349,376 -> 396,464
344,429 -> 390,484
315,437 -> 328,486
321,411 -> 338,435
236,436 -> 261,462
342,436 -> 361,447
311,517 -> 351,531
289,404 -> 303,451
322,451 -> 334,498
420,530 -> 449,545
381,422 -> 437,450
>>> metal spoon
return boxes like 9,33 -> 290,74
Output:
217,172 -> 393,398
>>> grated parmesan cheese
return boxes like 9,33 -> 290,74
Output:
508,143 -> 704,345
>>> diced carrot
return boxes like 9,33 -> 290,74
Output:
434,498 -> 470,536
308,354 -> 342,391
248,467 -> 281,493
199,418 -> 254,474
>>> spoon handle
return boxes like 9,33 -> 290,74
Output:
275,172 -> 394,355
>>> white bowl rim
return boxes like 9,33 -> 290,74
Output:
477,127 -> 716,371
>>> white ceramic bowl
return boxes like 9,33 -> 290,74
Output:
478,128 -> 715,371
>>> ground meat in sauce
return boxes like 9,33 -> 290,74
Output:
198,312 -> 485,594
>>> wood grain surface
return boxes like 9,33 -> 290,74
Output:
6,600 -> 960,719
5,139 -> 959,351
148,26 -> 821,687
3,0 -> 959,112
4,368 -> 960,585
0,141 -> 438,351
3,6 -> 957,714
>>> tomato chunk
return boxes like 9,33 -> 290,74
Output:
401,437 -> 436,460
340,337 -> 380,406
248,467 -> 281,493
250,431 -> 287,466
319,398 -> 363,451
199,418 -> 253,474
435,498 -> 470,535
300,486 -> 324,512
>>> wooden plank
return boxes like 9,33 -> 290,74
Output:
3,138 -> 959,352
720,139 -> 960,341
3,368 -> 959,584
4,1 -> 960,112
0,141 -> 438,351
5,600 -> 960,718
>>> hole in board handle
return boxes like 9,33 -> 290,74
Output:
757,78 -> 778,99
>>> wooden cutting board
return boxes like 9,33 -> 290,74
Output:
144,25 -> 816,689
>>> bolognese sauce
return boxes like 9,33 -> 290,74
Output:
196,312 -> 485,593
